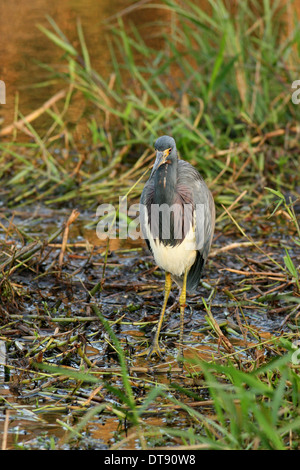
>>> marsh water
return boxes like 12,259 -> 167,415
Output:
2,0 -> 299,128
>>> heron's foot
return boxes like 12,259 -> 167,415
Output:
138,340 -> 166,358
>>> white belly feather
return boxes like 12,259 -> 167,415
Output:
144,211 -> 197,277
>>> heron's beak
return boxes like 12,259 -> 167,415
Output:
151,148 -> 172,175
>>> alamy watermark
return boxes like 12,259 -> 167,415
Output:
291,341 -> 300,365
291,80 -> 300,104
95,198 -> 205,250
0,80 -> 6,104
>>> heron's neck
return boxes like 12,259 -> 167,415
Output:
154,160 -> 178,206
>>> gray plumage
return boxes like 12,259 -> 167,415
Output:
140,135 -> 215,294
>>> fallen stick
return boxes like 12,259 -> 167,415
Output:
223,267 -> 286,278
209,240 -> 262,257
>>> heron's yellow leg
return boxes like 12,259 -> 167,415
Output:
178,268 -> 188,359
140,272 -> 172,358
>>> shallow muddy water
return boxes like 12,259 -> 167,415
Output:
0,0 -> 169,129
1,0 -> 299,131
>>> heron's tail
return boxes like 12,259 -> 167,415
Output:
172,252 -> 205,294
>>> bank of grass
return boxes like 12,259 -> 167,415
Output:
0,0 -> 300,450
0,0 -> 299,208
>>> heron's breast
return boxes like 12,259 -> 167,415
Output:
145,217 -> 197,276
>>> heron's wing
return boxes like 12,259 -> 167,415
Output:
177,160 -> 215,292
195,180 -> 215,260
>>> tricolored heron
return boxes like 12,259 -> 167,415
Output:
140,135 -> 215,358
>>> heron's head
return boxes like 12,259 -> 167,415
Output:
151,136 -> 177,175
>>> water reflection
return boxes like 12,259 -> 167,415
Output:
0,0 -> 165,128
1,0 -> 298,133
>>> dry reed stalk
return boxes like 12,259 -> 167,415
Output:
58,209 -> 80,267
209,240 -> 263,258
0,89 -> 67,137
1,410 -> 10,451
223,268 -> 286,279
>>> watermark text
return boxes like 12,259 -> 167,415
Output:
0,80 -> 6,104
